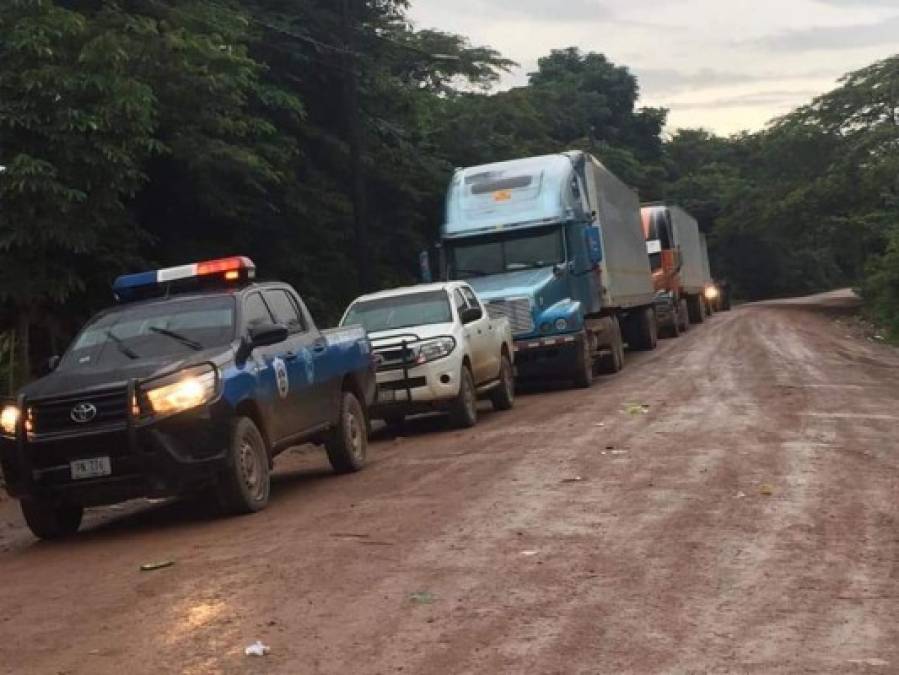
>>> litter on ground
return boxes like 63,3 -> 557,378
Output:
244,641 -> 270,657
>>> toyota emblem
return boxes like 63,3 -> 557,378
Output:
70,402 -> 98,424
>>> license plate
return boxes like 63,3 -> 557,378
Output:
70,457 -> 111,480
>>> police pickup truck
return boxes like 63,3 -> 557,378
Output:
0,257 -> 375,539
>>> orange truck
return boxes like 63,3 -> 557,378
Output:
640,203 -> 715,337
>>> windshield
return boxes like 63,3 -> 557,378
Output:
342,291 -> 452,333
447,226 -> 565,278
60,296 -> 236,370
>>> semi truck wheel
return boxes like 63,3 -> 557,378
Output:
573,333 -> 594,388
326,391 -> 368,473
678,299 -> 690,333
662,313 -> 681,338
218,416 -> 271,514
630,307 -> 658,350
449,365 -> 478,428
687,295 -> 705,324
597,319 -> 624,374
490,354 -> 515,410
20,499 -> 83,540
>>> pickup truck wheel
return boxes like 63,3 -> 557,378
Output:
573,335 -> 594,388
326,391 -> 367,473
490,354 -> 515,410
20,499 -> 83,540
449,366 -> 478,428
218,416 -> 270,514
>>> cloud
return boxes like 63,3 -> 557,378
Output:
674,90 -> 823,110
757,14 -> 899,51
635,69 -> 771,95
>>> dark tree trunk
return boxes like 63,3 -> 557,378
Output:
15,308 -> 30,389
341,0 -> 373,293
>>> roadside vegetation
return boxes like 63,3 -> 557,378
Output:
1,0 -> 898,386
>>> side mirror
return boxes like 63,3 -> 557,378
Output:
47,355 -> 60,373
248,323 -> 289,348
460,307 -> 483,324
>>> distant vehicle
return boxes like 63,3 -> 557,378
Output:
640,204 -> 715,336
341,282 -> 514,428
0,257 -> 376,539
438,151 -> 658,388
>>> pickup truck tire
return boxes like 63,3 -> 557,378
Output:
20,499 -> 83,540
687,295 -> 705,324
326,391 -> 368,473
490,354 -> 515,410
449,365 -> 478,428
218,416 -> 271,514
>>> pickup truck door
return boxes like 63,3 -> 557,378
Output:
242,291 -> 292,442
459,287 -> 497,384
261,288 -> 324,436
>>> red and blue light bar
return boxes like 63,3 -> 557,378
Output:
113,256 -> 256,301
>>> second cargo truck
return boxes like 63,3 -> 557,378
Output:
640,203 -> 715,336
440,151 -> 657,388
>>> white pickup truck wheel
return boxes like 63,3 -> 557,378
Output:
490,354 -> 515,410
449,365 -> 478,428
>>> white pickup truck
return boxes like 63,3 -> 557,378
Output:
340,281 -> 514,428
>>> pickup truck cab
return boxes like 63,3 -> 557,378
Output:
0,257 -> 376,539
340,282 -> 514,428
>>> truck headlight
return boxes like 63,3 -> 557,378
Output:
705,286 -> 719,300
415,337 -> 456,364
144,365 -> 218,416
1,405 -> 19,436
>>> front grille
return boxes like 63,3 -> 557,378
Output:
486,297 -> 535,336
29,386 -> 129,435
30,429 -> 132,471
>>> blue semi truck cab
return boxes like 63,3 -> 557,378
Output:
440,151 -> 657,387
0,257 -> 375,539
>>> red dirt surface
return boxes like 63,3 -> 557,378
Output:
1,290 -> 898,674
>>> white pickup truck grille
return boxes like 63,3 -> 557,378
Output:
485,297 -> 534,336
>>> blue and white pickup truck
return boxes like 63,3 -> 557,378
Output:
0,257 -> 376,539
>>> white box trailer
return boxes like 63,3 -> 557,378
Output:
579,154 -> 655,309
699,233 -> 713,285
669,206 -> 706,294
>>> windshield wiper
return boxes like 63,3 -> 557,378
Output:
105,330 -> 139,360
455,268 -> 489,277
149,326 -> 203,351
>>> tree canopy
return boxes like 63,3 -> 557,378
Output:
1,0 -> 897,384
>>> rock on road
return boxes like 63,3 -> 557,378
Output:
1,290 -> 898,674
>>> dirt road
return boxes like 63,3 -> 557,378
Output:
1,290 -> 898,674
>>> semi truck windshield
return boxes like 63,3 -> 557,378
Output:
448,226 -> 564,278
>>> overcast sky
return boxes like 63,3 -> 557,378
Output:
407,0 -> 899,135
